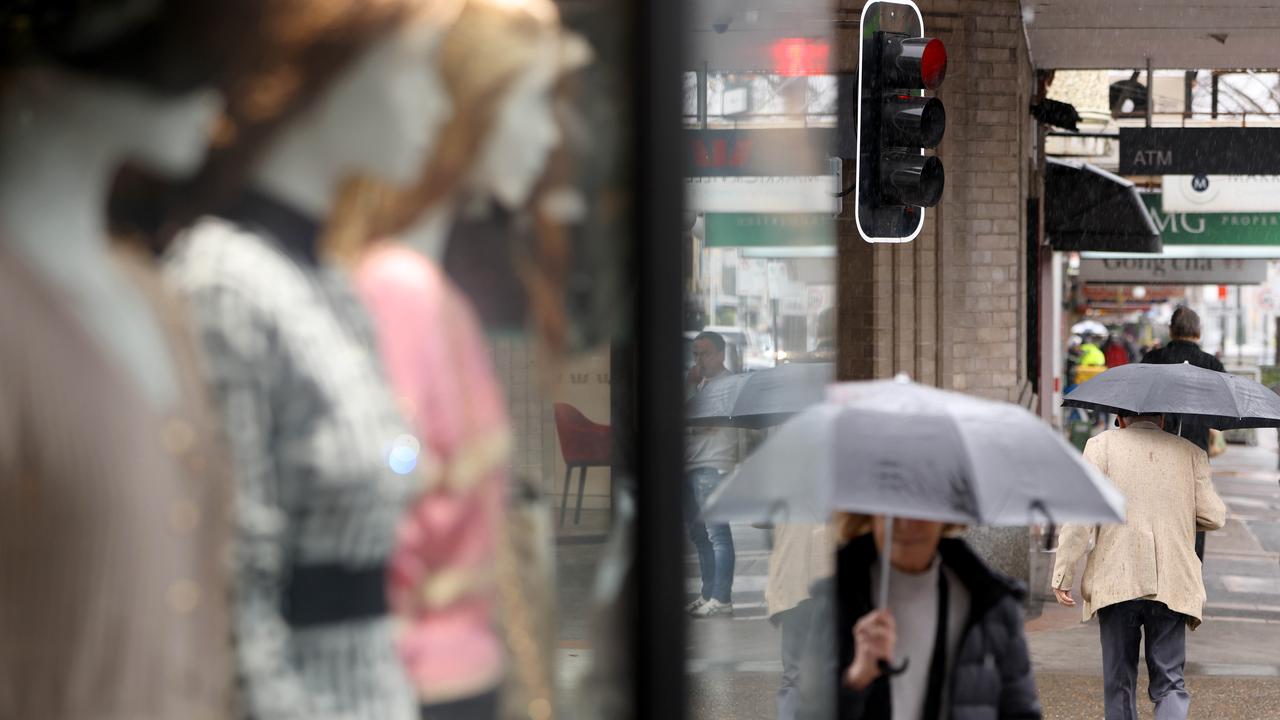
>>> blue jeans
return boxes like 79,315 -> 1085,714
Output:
685,467 -> 735,603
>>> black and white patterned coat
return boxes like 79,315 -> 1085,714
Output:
166,203 -> 425,720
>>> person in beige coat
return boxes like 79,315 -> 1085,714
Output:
766,522 -> 835,720
1052,414 -> 1227,720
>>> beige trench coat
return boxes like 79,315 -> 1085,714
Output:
1052,422 -> 1227,629
765,523 -> 836,619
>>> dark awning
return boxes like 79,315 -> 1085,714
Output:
1045,157 -> 1162,253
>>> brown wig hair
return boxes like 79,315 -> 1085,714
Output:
1,0 -> 261,96
324,0 -> 574,256
107,0 -> 454,247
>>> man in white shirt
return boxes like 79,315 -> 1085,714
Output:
684,331 -> 739,618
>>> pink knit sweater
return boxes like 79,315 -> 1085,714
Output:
356,242 -> 509,704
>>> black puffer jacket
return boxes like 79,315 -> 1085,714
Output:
797,535 -> 1041,720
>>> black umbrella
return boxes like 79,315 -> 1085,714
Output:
1062,362 -> 1280,429
686,362 -> 834,429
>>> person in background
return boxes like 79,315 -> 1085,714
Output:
1140,306 -> 1225,562
1064,335 -> 1083,396
1053,412 -> 1226,720
798,514 -> 1041,720
1102,331 -> 1131,368
1076,334 -> 1107,382
767,523 -> 834,720
684,331 -> 738,618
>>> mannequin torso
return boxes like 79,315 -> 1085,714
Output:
0,71 -> 235,719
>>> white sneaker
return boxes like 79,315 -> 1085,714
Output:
685,597 -> 709,614
691,599 -> 733,618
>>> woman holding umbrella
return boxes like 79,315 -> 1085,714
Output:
798,513 -> 1041,720
702,377 -> 1123,720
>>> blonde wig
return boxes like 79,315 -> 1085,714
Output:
324,0 -> 587,262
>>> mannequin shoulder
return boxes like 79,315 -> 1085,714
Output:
164,218 -> 307,303
355,241 -> 445,301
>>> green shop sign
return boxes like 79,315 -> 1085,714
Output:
704,213 -> 834,248
1142,193 -> 1280,245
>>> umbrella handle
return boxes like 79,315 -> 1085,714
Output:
878,658 -> 910,677
876,517 -> 908,677
879,516 -> 893,610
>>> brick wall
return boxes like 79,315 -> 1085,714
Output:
837,0 -> 1040,403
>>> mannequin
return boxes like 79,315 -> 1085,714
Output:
250,23 -> 453,221
162,5 -> 460,720
0,3 -> 250,717
397,50 -> 562,262
0,69 -> 220,407
332,3 -> 591,718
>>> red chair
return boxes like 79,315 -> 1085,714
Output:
553,403 -> 612,526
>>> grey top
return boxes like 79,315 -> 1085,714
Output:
166,210 -> 423,720
871,559 -> 970,720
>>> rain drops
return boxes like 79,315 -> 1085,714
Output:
388,433 -> 421,475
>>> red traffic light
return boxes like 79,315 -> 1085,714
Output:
920,38 -> 946,90
880,36 -> 947,91
770,37 -> 831,77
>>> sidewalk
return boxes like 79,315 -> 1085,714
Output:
1028,436 -> 1280,719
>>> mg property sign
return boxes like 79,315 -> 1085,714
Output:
1120,128 -> 1280,175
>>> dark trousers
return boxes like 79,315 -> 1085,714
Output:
420,690 -> 499,720
776,600 -> 815,720
1098,599 -> 1191,720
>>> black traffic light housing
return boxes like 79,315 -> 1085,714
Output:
855,28 -> 947,242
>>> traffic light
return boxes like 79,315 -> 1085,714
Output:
855,19 -> 947,242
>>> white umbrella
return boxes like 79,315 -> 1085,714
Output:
1071,319 -> 1108,336
704,376 -> 1124,611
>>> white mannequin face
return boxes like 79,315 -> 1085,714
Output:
115,86 -> 223,176
469,42 -> 561,210
17,69 -> 222,177
287,23 -> 451,187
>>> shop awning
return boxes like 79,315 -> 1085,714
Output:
1023,0 -> 1280,70
1045,157 -> 1162,254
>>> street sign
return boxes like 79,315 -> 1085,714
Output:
1081,285 -> 1184,307
1120,128 -> 1280,175
1079,257 -> 1267,286
686,128 -> 836,177
703,213 -> 834,248
1142,194 -> 1280,246
686,177 -> 840,214
1163,175 -> 1280,213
